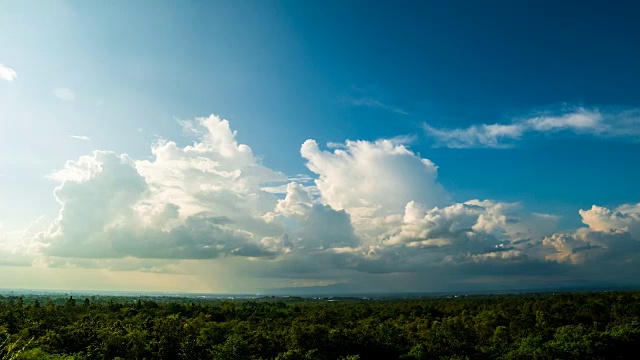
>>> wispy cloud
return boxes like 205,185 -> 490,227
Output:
344,96 -> 409,115
53,88 -> 75,101
69,135 -> 91,141
0,64 -> 17,82
423,123 -> 525,148
424,107 -> 640,148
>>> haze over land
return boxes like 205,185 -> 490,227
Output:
1,0 -> 640,294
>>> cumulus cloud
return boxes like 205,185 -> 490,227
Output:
259,197 -> 558,279
320,199 -> 558,274
16,113 -> 640,292
37,117 -> 288,260
134,117 -> 288,246
53,88 -> 75,101
301,138 -> 450,222
543,203 -> 640,264
0,64 -> 17,82
579,203 -> 640,238
41,151 -> 148,257
424,107 -> 640,148
269,182 -> 360,249
295,137 -> 559,275
33,115 -> 554,272
34,116 -> 374,264
380,200 -> 550,248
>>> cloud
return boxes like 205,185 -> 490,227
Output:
30,117 -> 554,271
53,88 -> 75,101
424,107 -> 640,148
12,113 -> 640,292
1,217 -> 46,268
0,64 -> 17,82
344,96 -> 409,115
543,203 -> 640,264
317,199 -> 558,275
69,135 -> 91,141
255,183 -> 559,279
527,111 -> 602,131
136,116 -> 285,220
35,115 -> 539,272
43,256 -> 187,274
579,203 -> 640,238
381,200 -> 553,248
38,117 -> 289,260
423,123 -> 526,148
268,182 -> 360,249
301,137 -> 450,222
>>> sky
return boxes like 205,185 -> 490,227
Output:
1,0 -> 640,294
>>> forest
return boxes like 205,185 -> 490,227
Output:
1,291 -> 640,359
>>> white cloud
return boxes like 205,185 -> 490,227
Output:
38,116 -> 289,259
542,228 -> 634,265
39,150 -> 280,259
268,182 -> 360,249
423,123 -> 525,148
543,203 -> 640,264
30,116 -> 561,272
136,115 -> 285,219
383,201 -> 489,247
37,115 -> 546,272
13,113 -> 640,292
424,107 -> 640,148
527,111 -> 602,131
53,88 -> 75,101
69,135 -> 91,141
0,64 -> 17,82
301,138 -> 450,222
579,203 -> 640,238
40,151 -> 149,257
374,199 -> 557,258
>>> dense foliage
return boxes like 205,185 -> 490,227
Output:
1,291 -> 640,359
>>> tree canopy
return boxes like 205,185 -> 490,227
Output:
1,291 -> 640,359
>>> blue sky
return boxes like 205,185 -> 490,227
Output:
1,0 -> 640,293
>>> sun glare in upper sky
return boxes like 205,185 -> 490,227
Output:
1,0 -> 640,294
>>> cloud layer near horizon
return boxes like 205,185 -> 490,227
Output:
8,115 -> 640,291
